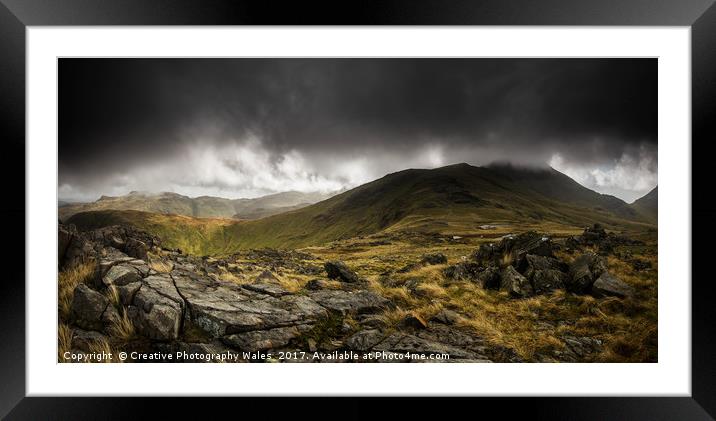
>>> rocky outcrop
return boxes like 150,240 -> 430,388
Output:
59,224 -> 97,270
421,253 -> 447,265
60,223 -> 634,363
71,284 -> 111,331
518,255 -> 567,294
565,224 -> 645,254
500,266 -> 533,298
442,231 -> 634,301
443,262 -> 481,282
102,264 -> 142,287
473,231 -> 554,265
566,252 -> 607,293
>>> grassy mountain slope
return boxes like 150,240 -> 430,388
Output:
68,163 -> 655,254
59,190 -> 332,221
67,210 -> 240,255
631,186 -> 658,223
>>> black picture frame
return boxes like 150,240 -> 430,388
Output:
1,1 -> 714,419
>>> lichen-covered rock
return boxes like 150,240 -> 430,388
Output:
173,275 -> 327,337
128,275 -> 184,340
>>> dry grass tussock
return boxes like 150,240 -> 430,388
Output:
107,310 -> 135,341
147,253 -> 173,273
58,262 -> 96,321
58,323 -> 74,362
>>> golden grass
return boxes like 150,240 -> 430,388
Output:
58,262 -> 96,321
86,337 -> 120,363
105,285 -> 121,309
107,310 -> 135,341
58,323 -> 73,363
215,267 -> 246,284
148,256 -> 174,273
306,230 -> 656,362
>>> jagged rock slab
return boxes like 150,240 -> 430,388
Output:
222,324 -> 313,351
71,329 -> 109,352
567,252 -> 607,293
102,264 -> 142,287
71,284 -> 110,331
345,329 -> 387,351
128,275 -> 185,341
173,275 -> 327,337
591,272 -> 635,298
309,290 -> 393,315
117,282 -> 142,306
500,266 -> 533,298
242,282 -> 291,297
373,332 -> 482,360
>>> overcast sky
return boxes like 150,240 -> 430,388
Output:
59,58 -> 657,203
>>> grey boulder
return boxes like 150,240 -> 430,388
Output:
567,252 -> 608,293
222,324 -> 313,351
591,272 -> 635,298
102,264 -> 141,287
500,266 -> 533,298
324,261 -> 361,283
71,284 -> 110,331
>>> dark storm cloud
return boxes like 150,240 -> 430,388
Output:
59,58 -> 657,202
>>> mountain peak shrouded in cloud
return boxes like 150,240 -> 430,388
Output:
59,58 -> 656,202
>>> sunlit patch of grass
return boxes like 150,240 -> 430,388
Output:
215,267 -> 246,284
148,255 -> 173,273
412,302 -> 445,321
105,285 -> 121,309
58,262 -> 96,321
413,282 -> 449,299
453,288 -> 568,360
58,323 -> 73,362
275,274 -> 310,293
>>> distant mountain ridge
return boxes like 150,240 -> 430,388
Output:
59,190 -> 335,221
68,163 -> 657,254
630,186 -> 657,223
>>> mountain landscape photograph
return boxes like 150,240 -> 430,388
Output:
58,58 -> 657,363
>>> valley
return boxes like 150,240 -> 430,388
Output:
58,163 -> 658,363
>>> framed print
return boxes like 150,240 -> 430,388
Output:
1,0 -> 715,419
